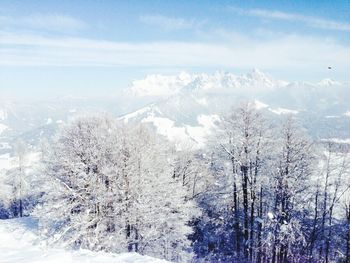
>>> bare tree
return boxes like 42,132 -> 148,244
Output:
14,139 -> 28,217
218,103 -> 271,261
270,117 -> 313,263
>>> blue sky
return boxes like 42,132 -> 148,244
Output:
1,0 -> 350,98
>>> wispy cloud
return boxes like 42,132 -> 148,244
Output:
139,15 -> 203,30
0,14 -> 87,32
230,7 -> 350,31
1,30 -> 349,78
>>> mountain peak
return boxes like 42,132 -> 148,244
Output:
249,68 -> 266,77
318,78 -> 341,86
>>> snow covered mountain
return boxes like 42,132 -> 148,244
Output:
130,69 -> 288,98
123,70 -> 350,148
1,69 -> 350,151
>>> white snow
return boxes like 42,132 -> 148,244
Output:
313,150 -> 350,219
141,115 -> 190,148
122,106 -> 153,123
195,97 -> 207,106
318,78 -> 341,86
267,212 -> 274,220
130,70 -> 287,97
0,152 -> 41,172
46,118 -> 53,124
0,109 -> 8,121
0,142 -> 11,150
269,107 -> 298,115
321,138 -> 350,144
251,100 -> 299,116
197,114 -> 220,128
26,152 -> 42,165
344,111 -> 350,117
186,115 -> 220,147
0,217 -> 169,263
0,123 -> 9,135
142,114 -> 219,149
131,72 -> 193,97
252,100 -> 269,110
0,153 -> 12,171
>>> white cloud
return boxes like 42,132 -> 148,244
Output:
0,14 -> 86,32
230,7 -> 350,31
139,15 -> 203,30
0,31 -> 349,79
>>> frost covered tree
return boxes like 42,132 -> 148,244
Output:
221,104 -> 272,261
191,106 -> 333,263
35,115 -> 199,262
192,103 -> 273,262
307,142 -> 350,262
0,139 -> 34,218
172,148 -> 213,200
265,117 -> 314,263
13,139 -> 27,217
344,200 -> 350,262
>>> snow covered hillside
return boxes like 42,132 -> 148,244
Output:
0,217 -> 169,263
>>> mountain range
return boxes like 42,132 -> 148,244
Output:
1,69 -> 350,152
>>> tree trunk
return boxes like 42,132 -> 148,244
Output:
250,193 -> 255,262
231,156 -> 241,257
308,187 -> 319,262
257,186 -> 263,263
242,165 -> 249,259
19,199 -> 23,217
320,150 -> 331,259
346,204 -> 350,263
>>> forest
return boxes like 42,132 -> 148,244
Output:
1,104 -> 350,263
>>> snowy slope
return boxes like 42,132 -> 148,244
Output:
122,97 -> 222,149
0,217 -> 169,263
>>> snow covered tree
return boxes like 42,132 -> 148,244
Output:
191,106 -> 325,263
0,139 -> 35,218
13,139 -> 27,217
191,103 -> 273,262
307,142 -> 350,262
220,103 -> 272,261
35,115 -> 199,262
172,148 -> 213,200
344,201 -> 350,263
265,117 -> 314,263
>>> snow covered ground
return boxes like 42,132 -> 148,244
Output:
0,217 -> 169,263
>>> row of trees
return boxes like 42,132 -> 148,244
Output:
1,104 -> 350,262
192,104 -> 350,263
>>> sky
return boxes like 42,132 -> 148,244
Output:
0,0 -> 350,99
